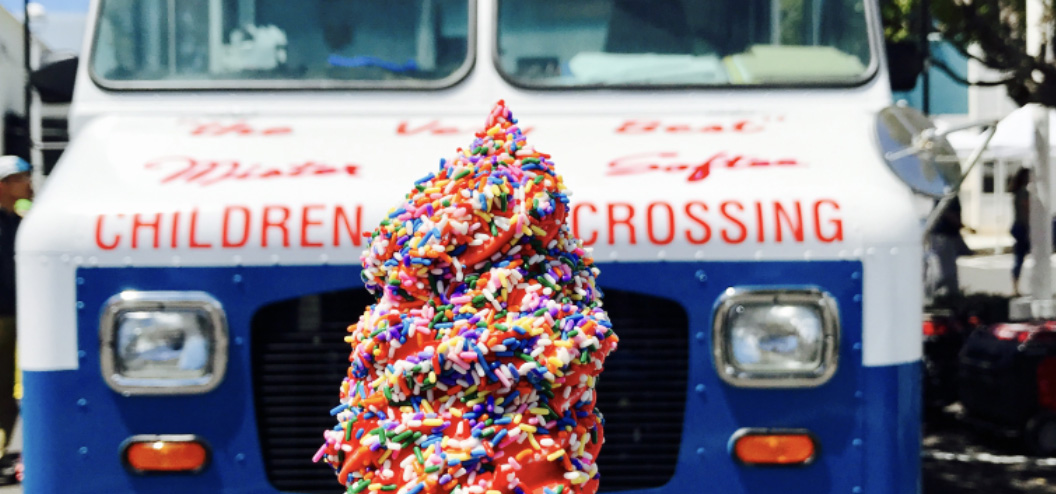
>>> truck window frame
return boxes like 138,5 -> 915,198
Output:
491,0 -> 882,91
86,0 -> 478,92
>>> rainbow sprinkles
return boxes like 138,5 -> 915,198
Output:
316,100 -> 618,494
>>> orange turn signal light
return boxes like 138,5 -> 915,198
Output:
732,430 -> 816,466
123,435 -> 209,473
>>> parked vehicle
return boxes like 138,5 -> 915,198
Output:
17,0 -> 939,492
923,310 -> 968,413
959,321 -> 1056,454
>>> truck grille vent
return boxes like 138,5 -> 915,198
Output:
252,287 -> 688,493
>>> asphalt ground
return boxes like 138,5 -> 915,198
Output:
923,404 -> 1056,493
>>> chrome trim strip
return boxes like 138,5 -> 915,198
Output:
712,287 -> 840,388
99,290 -> 229,396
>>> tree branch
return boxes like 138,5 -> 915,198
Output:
930,57 -> 1016,86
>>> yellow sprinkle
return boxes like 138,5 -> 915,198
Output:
451,409 -> 463,418
466,398 -> 486,407
529,326 -> 545,336
528,433 -> 540,450
422,400 -> 434,413
547,357 -> 563,369
423,418 -> 444,427
546,449 -> 566,461
518,424 -> 537,433
586,376 -> 595,387
529,408 -> 549,415
487,491 -> 503,494
577,438 -> 587,456
571,473 -> 589,485
428,372 -> 437,384
465,385 -> 478,395
400,406 -> 414,413
423,187 -> 441,194
438,342 -> 449,353
514,414 -> 523,424
379,449 -> 393,464
553,341 -> 573,348
368,484 -> 382,491
530,225 -> 546,236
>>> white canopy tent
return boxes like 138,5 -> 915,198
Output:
944,105 -> 1056,160
939,106 -> 1047,239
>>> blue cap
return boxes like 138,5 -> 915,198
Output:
0,156 -> 31,180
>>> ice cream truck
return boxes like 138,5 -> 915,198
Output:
17,0 -> 952,493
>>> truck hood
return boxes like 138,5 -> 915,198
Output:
19,111 -> 921,266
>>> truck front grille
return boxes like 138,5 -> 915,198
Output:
252,287 -> 688,493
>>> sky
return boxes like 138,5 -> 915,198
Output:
1,0 -> 89,54
0,0 -> 87,15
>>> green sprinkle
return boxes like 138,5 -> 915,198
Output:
425,465 -> 441,474
415,446 -> 425,464
454,168 -> 471,180
381,485 -> 397,491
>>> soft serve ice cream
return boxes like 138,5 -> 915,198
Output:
316,101 -> 618,494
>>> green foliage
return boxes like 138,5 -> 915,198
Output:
881,0 -> 918,42
881,0 -> 1056,106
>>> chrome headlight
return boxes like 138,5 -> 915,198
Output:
713,288 -> 839,388
100,291 -> 228,395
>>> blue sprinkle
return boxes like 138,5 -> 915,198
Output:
490,429 -> 508,446
330,403 -> 349,416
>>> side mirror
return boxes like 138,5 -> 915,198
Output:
30,56 -> 78,104
876,105 -> 961,198
885,41 -> 923,92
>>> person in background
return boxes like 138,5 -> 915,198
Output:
0,156 -> 32,484
1010,167 -> 1032,297
926,196 -> 973,299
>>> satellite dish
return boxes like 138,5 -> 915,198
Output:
876,105 -> 961,198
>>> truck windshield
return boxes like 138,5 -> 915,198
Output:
497,0 -> 873,86
90,0 -> 471,87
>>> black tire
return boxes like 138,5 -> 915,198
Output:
1025,413 -> 1056,456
